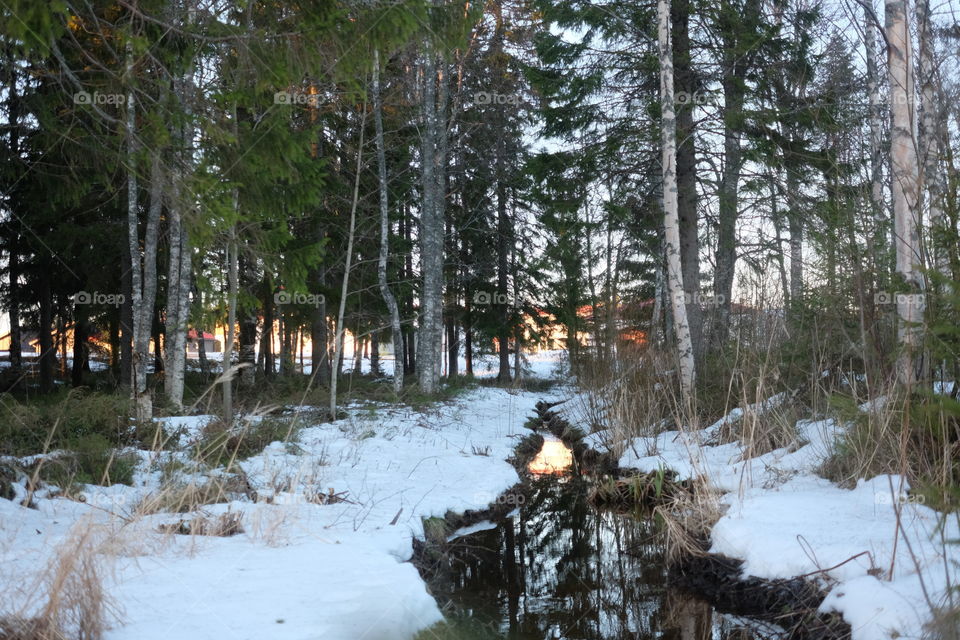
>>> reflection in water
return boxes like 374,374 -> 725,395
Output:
423,478 -> 769,640
527,439 -> 574,475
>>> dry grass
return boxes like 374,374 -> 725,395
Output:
654,481 -> 726,563
156,511 -> 244,537
1,519 -> 119,640
135,471 -> 255,516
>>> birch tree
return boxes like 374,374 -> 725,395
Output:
885,0 -> 925,385
373,50 -> 404,394
865,5 -> 886,267
124,39 -> 145,418
658,0 -> 697,400
917,0 -> 947,277
329,110 -> 366,418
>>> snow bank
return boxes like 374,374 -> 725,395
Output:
573,390 -> 960,640
0,385 -> 561,640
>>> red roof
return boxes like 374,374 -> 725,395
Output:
187,330 -> 216,340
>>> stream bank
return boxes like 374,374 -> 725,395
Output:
412,400 -> 852,639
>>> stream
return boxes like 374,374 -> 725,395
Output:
416,440 -> 779,640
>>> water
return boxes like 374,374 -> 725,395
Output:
417,475 -> 775,640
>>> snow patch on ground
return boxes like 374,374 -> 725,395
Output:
1,384 -> 561,640
566,389 -> 960,640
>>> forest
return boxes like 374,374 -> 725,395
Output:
0,0 -> 959,638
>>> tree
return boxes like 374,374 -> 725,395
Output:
373,50 -> 405,394
658,0 -> 696,400
885,0 -> 924,385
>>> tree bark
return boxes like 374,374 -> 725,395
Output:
131,155 -> 162,421
672,0 -> 702,361
659,0 -> 697,401
38,273 -> 54,393
886,0 -> 924,385
917,0 -> 946,278
223,231 -> 238,422
373,50 -> 405,394
865,7 -> 887,280
418,47 -> 444,394
330,111 -> 365,418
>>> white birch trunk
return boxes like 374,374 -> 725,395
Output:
124,40 -> 147,419
658,0 -> 696,401
373,51 -> 405,394
917,0 -> 946,278
865,6 -> 886,265
886,0 -> 925,385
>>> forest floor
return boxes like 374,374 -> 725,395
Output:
562,387 -> 959,640
0,353 -> 562,639
0,352 -> 956,640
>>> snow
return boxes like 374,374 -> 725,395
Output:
0,378 -> 564,640
574,388 -> 960,640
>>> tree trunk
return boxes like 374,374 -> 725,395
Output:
370,331 -> 380,376
38,273 -> 54,393
712,0 -> 759,345
659,0 -> 697,401
886,0 -> 924,385
865,7 -> 887,281
238,253 -> 257,388
5,54 -> 22,381
132,155 -> 162,421
261,281 -> 275,378
164,194 -> 190,409
125,39 -> 143,408
418,47 -> 444,393
120,240 -> 133,388
329,112 -> 365,417
373,50 -> 404,393
71,304 -> 87,387
464,293 -> 474,377
917,0 -> 946,277
788,168 -> 803,302
7,230 -> 21,380
223,232 -> 238,422
672,0 -> 702,362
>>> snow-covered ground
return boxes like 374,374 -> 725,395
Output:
0,369 -> 565,639
579,392 -> 959,640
